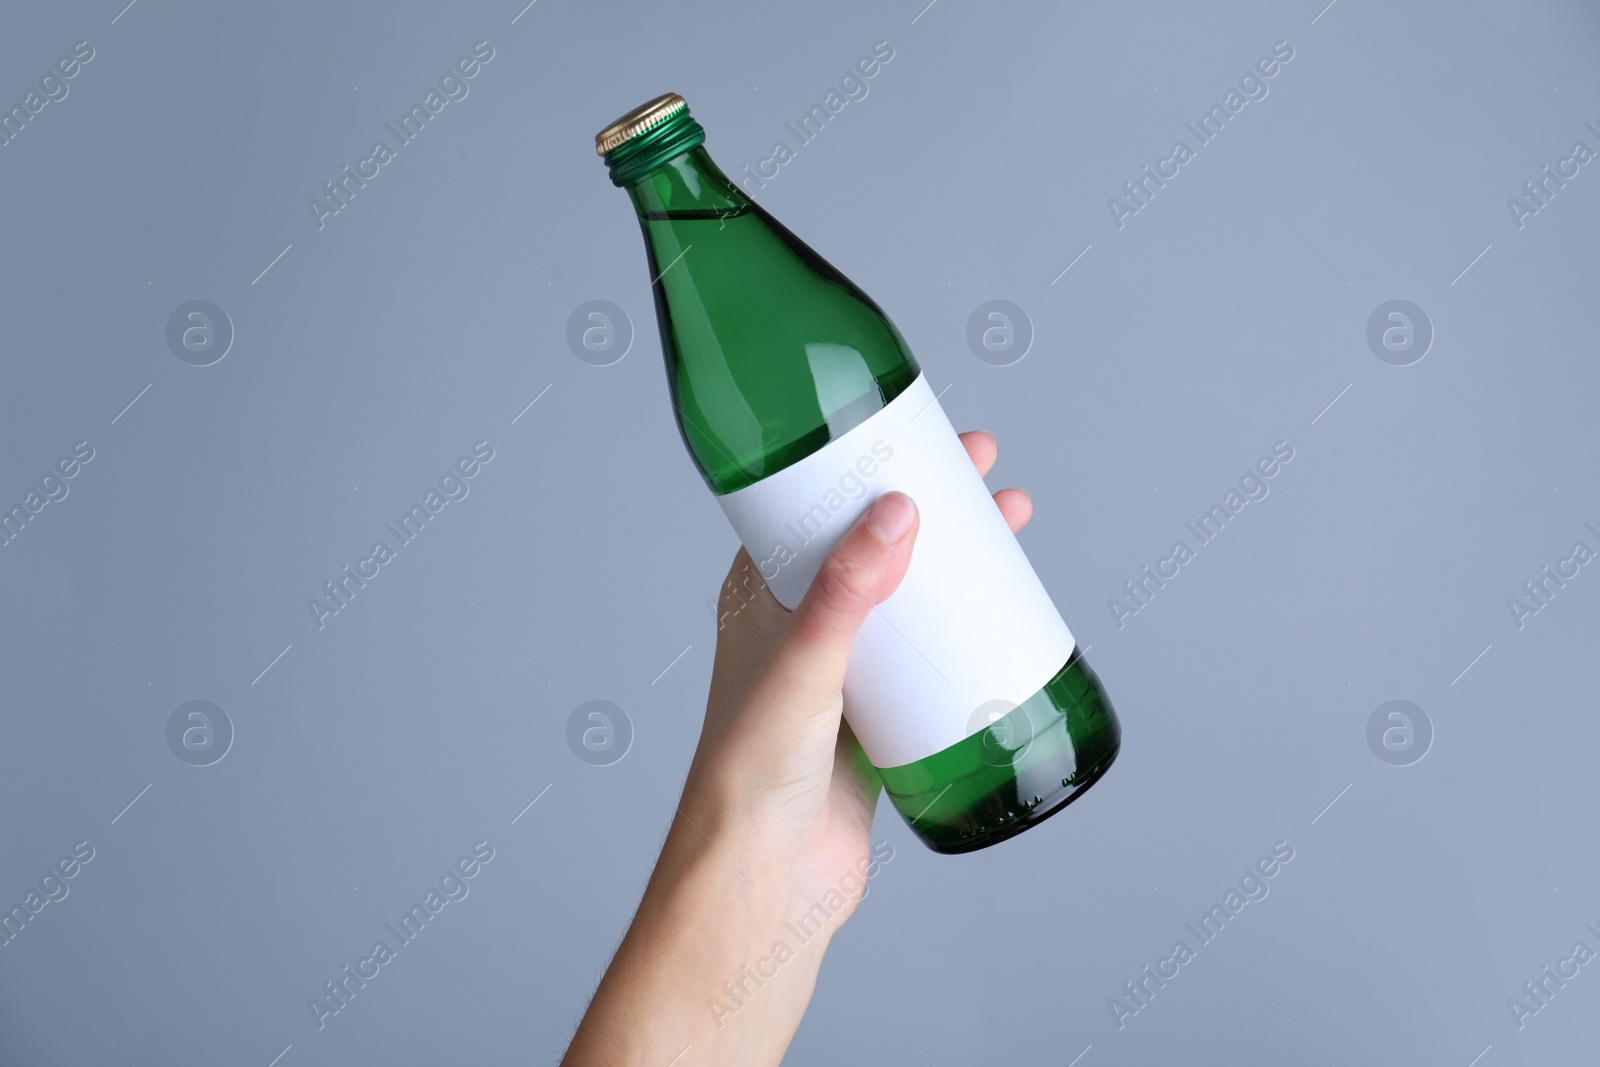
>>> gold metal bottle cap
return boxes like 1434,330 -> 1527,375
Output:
594,92 -> 688,155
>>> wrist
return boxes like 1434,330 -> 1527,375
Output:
564,817 -> 836,1067
652,804 -> 842,976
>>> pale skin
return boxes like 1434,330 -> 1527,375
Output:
561,431 -> 1032,1067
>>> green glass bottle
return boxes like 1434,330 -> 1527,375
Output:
596,94 -> 1119,853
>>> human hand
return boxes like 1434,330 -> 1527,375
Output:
687,430 -> 1036,915
562,430 -> 1033,1067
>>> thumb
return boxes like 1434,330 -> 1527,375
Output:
762,491 -> 919,717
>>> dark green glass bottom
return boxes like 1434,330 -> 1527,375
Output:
878,654 -> 1120,854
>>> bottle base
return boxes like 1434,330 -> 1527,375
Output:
916,742 -> 1120,855
878,654 -> 1121,854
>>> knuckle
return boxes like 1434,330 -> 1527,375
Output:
717,553 -> 771,614
812,553 -> 874,616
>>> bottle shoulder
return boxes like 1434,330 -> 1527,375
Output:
639,198 -> 920,493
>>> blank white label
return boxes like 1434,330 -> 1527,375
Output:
715,373 -> 1075,768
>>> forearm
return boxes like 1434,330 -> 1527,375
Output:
562,817 -> 835,1067
564,504 -> 915,1064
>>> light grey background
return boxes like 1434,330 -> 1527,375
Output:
2,0 -> 1597,1064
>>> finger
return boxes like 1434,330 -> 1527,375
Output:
959,430 -> 997,478
760,492 -> 919,718
959,431 -> 1031,531
993,487 -> 1033,534
712,547 -> 784,630
705,548 -> 789,715
716,547 -> 765,614
828,718 -> 882,828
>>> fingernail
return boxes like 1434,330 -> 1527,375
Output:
865,491 -> 915,543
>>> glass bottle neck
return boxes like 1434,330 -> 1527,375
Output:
624,147 -> 752,220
